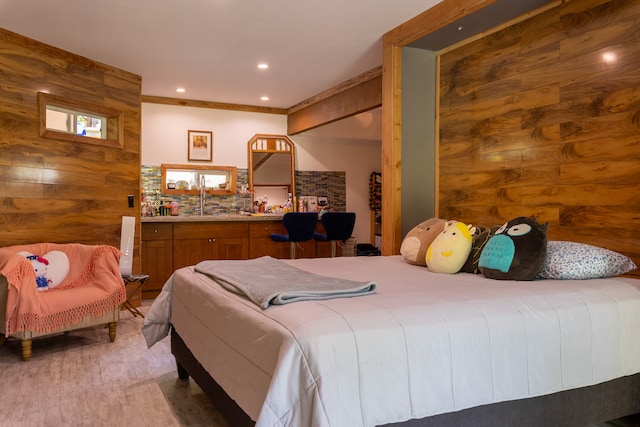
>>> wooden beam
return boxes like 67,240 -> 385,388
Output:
287,67 -> 382,135
141,95 -> 287,115
380,41 -> 404,256
384,0 -> 498,47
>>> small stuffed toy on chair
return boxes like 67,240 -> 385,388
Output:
18,250 -> 70,291
426,220 -> 475,274
25,255 -> 51,291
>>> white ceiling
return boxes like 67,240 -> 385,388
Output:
0,0 -> 441,110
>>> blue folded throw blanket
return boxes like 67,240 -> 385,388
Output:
194,256 -> 377,309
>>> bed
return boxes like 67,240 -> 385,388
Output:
143,254 -> 640,426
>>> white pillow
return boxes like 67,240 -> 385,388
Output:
537,241 -> 637,280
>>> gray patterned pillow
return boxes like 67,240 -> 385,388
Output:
537,241 -> 637,280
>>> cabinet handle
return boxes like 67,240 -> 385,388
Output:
265,226 -> 269,231
154,229 -> 158,233
208,238 -> 216,243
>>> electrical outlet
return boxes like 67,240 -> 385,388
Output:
127,195 -> 134,208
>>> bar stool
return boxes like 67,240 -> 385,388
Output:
270,212 -> 319,259
314,212 -> 356,257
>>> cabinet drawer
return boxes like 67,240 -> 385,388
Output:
174,222 -> 248,239
142,223 -> 173,240
249,221 -> 285,238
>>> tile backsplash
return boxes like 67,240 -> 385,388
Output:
141,166 -> 345,215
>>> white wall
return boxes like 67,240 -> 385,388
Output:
294,134 -> 381,245
141,102 -> 380,244
142,103 -> 286,167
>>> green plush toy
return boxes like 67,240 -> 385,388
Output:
478,216 -> 548,281
426,220 -> 475,274
400,217 -> 447,266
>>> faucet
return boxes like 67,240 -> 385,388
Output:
199,175 -> 206,215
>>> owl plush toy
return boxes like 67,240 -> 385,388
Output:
478,216 -> 548,281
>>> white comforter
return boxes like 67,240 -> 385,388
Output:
143,255 -> 640,427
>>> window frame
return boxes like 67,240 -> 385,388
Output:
38,92 -> 124,148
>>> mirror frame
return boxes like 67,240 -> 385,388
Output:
161,164 -> 237,195
248,134 -> 296,198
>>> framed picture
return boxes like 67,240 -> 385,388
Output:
188,130 -> 212,161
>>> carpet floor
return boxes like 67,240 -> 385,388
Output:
0,302 -> 227,427
1,301 -> 639,427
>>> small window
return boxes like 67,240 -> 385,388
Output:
38,92 -> 123,148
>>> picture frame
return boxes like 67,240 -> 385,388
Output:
187,130 -> 212,161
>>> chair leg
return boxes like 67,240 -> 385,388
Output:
21,338 -> 32,361
108,322 -> 117,342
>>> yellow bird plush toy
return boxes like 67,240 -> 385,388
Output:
426,220 -> 475,274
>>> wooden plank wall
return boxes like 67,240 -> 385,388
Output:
438,0 -> 640,277
0,28 -> 142,271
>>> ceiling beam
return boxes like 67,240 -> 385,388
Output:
141,95 -> 287,115
286,67 -> 382,135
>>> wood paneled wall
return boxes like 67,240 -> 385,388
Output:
0,29 -> 142,270
438,0 -> 640,277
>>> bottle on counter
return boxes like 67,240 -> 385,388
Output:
170,201 -> 179,216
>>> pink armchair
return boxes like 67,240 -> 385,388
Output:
0,243 -> 126,361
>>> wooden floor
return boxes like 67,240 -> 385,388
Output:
1,301 -> 639,427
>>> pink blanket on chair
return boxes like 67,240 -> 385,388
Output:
0,243 -> 126,335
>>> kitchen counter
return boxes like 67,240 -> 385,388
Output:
141,213 -> 284,223
141,212 -> 333,299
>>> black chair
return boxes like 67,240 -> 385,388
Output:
314,212 -> 356,257
270,212 -> 319,259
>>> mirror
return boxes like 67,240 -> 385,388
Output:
248,134 -> 295,207
161,164 -> 237,195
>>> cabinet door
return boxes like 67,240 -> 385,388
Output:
296,240 -> 317,258
141,223 -> 174,299
314,223 -> 334,258
173,222 -> 250,267
210,237 -> 249,260
249,222 -> 289,259
173,238 -> 212,269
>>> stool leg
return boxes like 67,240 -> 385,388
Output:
290,242 -> 296,259
331,241 -> 337,257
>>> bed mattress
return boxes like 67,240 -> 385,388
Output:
145,255 -> 640,427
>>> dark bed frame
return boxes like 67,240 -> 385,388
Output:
171,327 -> 640,427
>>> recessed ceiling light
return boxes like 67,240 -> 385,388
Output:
602,52 -> 616,63
176,87 -> 186,93
260,96 -> 269,101
257,63 -> 269,69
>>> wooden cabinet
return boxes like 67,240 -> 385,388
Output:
141,218 -> 337,299
141,223 -> 173,299
248,221 -> 321,259
173,222 -> 249,269
249,221 -> 290,259
315,222 -> 336,258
